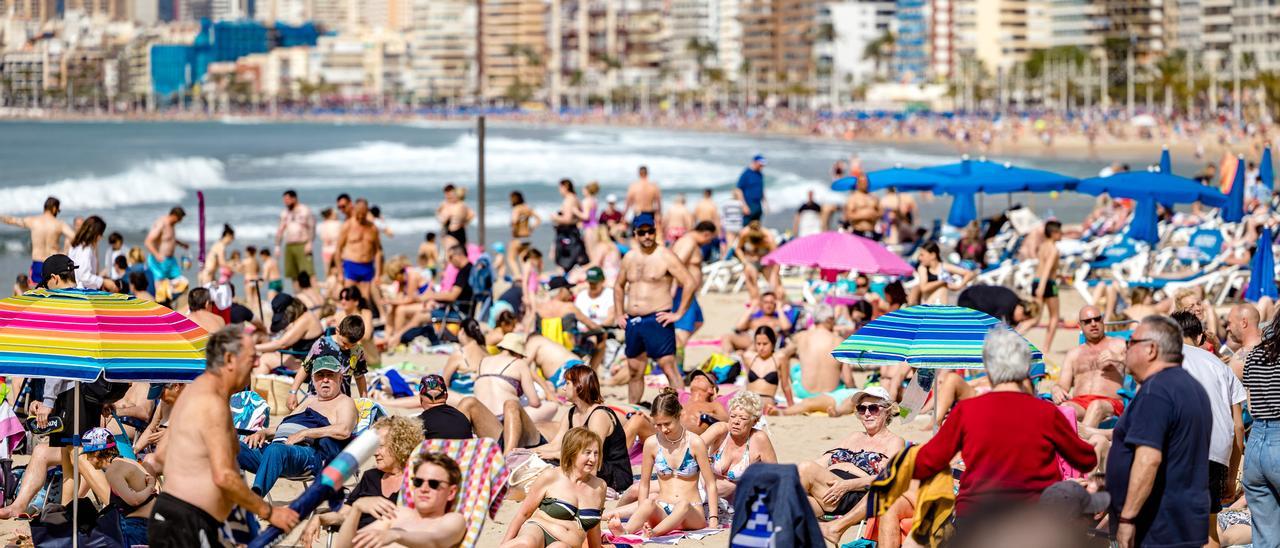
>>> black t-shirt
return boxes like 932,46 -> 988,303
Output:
344,469 -> 400,529
1107,367 -> 1211,547
798,201 -> 821,213
957,285 -> 1021,324
419,405 -> 473,440
453,263 -> 474,304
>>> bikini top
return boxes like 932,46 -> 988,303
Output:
539,497 -> 602,530
826,448 -> 890,476
654,435 -> 700,479
712,434 -> 751,482
476,358 -> 523,397
746,355 -> 780,386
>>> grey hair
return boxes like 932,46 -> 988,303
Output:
812,304 -> 834,324
206,324 -> 246,372
727,391 -> 764,421
1140,315 -> 1184,364
983,327 -> 1031,385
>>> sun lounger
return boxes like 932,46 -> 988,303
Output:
403,437 -> 508,548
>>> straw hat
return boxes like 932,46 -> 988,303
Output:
497,333 -> 526,356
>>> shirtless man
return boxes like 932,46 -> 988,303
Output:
185,287 -> 226,333
721,292 -> 792,353
1225,303 -> 1262,379
437,184 -> 475,249
1,196 -> 74,284
534,276 -> 600,353
626,165 -> 662,217
693,188 -> 720,227
200,224 -> 234,285
275,189 -> 315,289
670,221 -> 716,367
1034,220 -> 1064,354
318,208 -> 342,278
842,176 -> 880,239
783,305 -> 849,399
524,332 -> 590,398
663,195 -> 694,243
145,207 -> 189,301
335,193 -> 353,220
147,325 -> 299,546
613,213 -> 695,403
334,199 -> 383,305
1051,306 -> 1127,431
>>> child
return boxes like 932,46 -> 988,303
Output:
12,274 -> 28,296
259,247 -> 283,299
418,232 -> 439,279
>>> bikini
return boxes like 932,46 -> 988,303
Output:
476,358 -> 523,398
712,434 -> 751,482
653,432 -> 706,515
746,355 -> 780,401
529,497 -> 602,545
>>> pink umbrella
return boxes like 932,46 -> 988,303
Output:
762,231 -> 913,276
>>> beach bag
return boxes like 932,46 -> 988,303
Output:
700,353 -> 741,385
29,498 -> 126,548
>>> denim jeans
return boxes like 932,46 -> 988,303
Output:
1244,419 -> 1280,548
237,441 -> 320,495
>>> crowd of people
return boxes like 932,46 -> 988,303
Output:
0,141 -> 1275,548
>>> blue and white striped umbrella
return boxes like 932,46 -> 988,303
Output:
832,304 -> 1044,370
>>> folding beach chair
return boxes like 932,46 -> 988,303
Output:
402,437 -> 508,548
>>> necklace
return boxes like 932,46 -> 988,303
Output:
659,427 -> 685,445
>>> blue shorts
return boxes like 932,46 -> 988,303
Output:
625,313 -> 676,360
29,261 -> 42,285
146,254 -> 182,281
672,288 -> 703,333
343,260 -> 375,283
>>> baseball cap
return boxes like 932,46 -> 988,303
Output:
632,213 -> 656,230
1040,480 -> 1110,515
420,373 -> 448,398
81,427 -> 116,453
752,154 -> 767,166
585,267 -> 604,283
606,194 -> 618,203
310,355 -> 342,376
40,254 -> 76,286
548,276 -> 573,291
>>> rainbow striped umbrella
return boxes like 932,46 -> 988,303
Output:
0,288 -> 209,382
832,305 -> 1044,370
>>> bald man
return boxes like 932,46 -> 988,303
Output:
1225,303 -> 1262,380
1051,306 -> 1127,430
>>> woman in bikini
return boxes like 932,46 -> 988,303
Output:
608,388 -> 719,537
476,334 -> 548,451
510,191 -> 542,280
502,428 -> 607,548
536,365 -> 634,494
441,319 -> 489,398
700,391 -> 776,502
911,241 -> 975,305
253,296 -> 324,374
738,326 -> 794,411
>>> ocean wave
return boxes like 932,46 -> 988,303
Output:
0,157 -> 227,215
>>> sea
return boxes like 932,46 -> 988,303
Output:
0,119 -> 1190,283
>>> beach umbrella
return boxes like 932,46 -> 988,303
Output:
833,166 -> 950,192
1261,145 -> 1274,190
1159,145 -> 1172,174
1224,157 -> 1246,223
761,231 -> 913,276
0,288 -> 208,545
1075,170 -> 1229,244
947,192 -> 978,227
831,304 -> 1045,370
923,158 -> 1078,193
1125,196 -> 1161,245
1246,226 -> 1279,303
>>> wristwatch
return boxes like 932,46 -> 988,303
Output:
1117,516 -> 1136,525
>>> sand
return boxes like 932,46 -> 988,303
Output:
0,284 -> 1094,548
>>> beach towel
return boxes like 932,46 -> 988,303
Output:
402,438 -> 508,548
867,446 -> 955,547
605,528 -> 725,545
230,390 -> 270,440
0,401 -> 25,460
353,398 -> 388,437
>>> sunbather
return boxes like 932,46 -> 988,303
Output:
502,428 -> 607,548
1051,306 -> 1127,433
336,452 -> 466,548
796,387 -> 904,519
699,391 -> 776,502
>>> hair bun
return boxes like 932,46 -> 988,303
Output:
659,387 -> 679,397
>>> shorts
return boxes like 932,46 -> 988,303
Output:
1033,278 -> 1059,298
147,254 -> 182,281
342,260 -> 375,283
29,261 -> 43,285
283,242 -> 314,279
625,313 -> 676,360
120,514 -> 149,547
148,492 -> 226,548
1065,394 -> 1124,416
829,469 -> 869,515
267,279 -> 283,293
672,288 -> 704,333
50,389 -> 102,448
1209,461 -> 1228,513
745,206 -> 763,224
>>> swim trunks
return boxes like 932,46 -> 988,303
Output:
1065,394 -> 1124,416
148,492 -> 225,548
788,363 -> 857,405
671,288 -> 704,333
446,226 -> 467,247
625,313 -> 676,359
283,242 -> 314,279
1033,278 -> 1059,298
342,260 -> 375,283
267,279 -> 284,293
146,254 -> 182,281
29,261 -> 42,285
546,358 -> 585,388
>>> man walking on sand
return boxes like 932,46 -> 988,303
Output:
0,196 -> 74,285
613,213 -> 695,403
736,155 -> 767,224
275,190 -> 315,291
147,325 -> 299,546
145,207 -> 189,303
1034,220 -> 1064,355
335,199 -> 383,306
670,221 -> 716,369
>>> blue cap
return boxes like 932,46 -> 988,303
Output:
753,154 -> 767,166
82,427 -> 116,453
632,213 -> 656,230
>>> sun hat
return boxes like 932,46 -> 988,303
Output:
497,333 -> 526,356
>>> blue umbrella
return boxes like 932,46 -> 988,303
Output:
947,193 -> 978,227
1261,145 -> 1274,189
1159,146 -> 1172,174
923,159 -> 1077,193
1246,226 -> 1278,303
834,167 -> 950,191
1224,157 -> 1246,223
1076,171 -> 1227,245
1126,197 -> 1161,244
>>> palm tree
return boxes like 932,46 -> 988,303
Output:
862,31 -> 894,81
685,37 -> 717,90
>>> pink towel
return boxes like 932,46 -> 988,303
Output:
1056,406 -> 1087,480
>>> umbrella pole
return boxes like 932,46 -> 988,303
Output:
254,279 -> 265,321
72,383 -> 79,548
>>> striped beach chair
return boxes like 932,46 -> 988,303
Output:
401,438 -> 508,548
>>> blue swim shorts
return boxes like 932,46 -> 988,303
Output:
625,313 -> 676,360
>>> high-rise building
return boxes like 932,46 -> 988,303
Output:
618,0 -> 664,89
407,0 -> 474,101
824,0 -> 894,86
1171,0 -> 1232,54
480,0 -> 547,101
310,0 -> 347,30
1046,0 -> 1105,48
738,0 -> 818,97
211,0 -> 252,19
892,0 -> 927,81
1234,0 -> 1280,72
666,0 -> 718,89
0,0 -> 59,21
1049,0 -> 1167,61
956,0 -> 1035,73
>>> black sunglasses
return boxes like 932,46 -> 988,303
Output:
1126,337 -> 1154,349
635,227 -> 656,236
412,477 -> 450,490
1080,316 -> 1103,325
856,403 -> 885,414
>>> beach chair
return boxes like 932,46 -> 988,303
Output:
402,437 -> 508,548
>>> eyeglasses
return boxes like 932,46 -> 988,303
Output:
1080,316 -> 1103,325
412,477 -> 450,490
1126,337 -> 1154,349
635,227 -> 656,236
856,404 -> 885,414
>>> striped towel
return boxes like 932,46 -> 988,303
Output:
402,438 -> 508,548
0,402 -> 23,460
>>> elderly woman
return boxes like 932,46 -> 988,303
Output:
502,428 -> 607,548
337,452 -> 466,548
300,415 -> 423,546
700,391 -> 777,501
912,328 -> 1097,518
796,387 -> 904,519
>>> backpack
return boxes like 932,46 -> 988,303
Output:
468,255 -> 493,296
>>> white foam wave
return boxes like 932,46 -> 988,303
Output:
0,157 -> 227,215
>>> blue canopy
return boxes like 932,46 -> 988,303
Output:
1075,172 -> 1228,207
1159,146 -> 1172,174
1262,146 -> 1274,189
947,193 -> 978,227
1246,226 -> 1279,303
834,167 -> 951,191
1224,157 -> 1246,223
1126,197 -> 1160,245
922,159 -> 1077,194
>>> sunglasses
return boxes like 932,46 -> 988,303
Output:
1080,316 -> 1103,325
635,227 -> 656,236
856,404 -> 886,414
1126,337 -> 1154,349
412,477 -> 450,490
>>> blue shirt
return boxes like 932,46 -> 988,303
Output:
1106,366 -> 1211,548
737,168 -> 764,212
